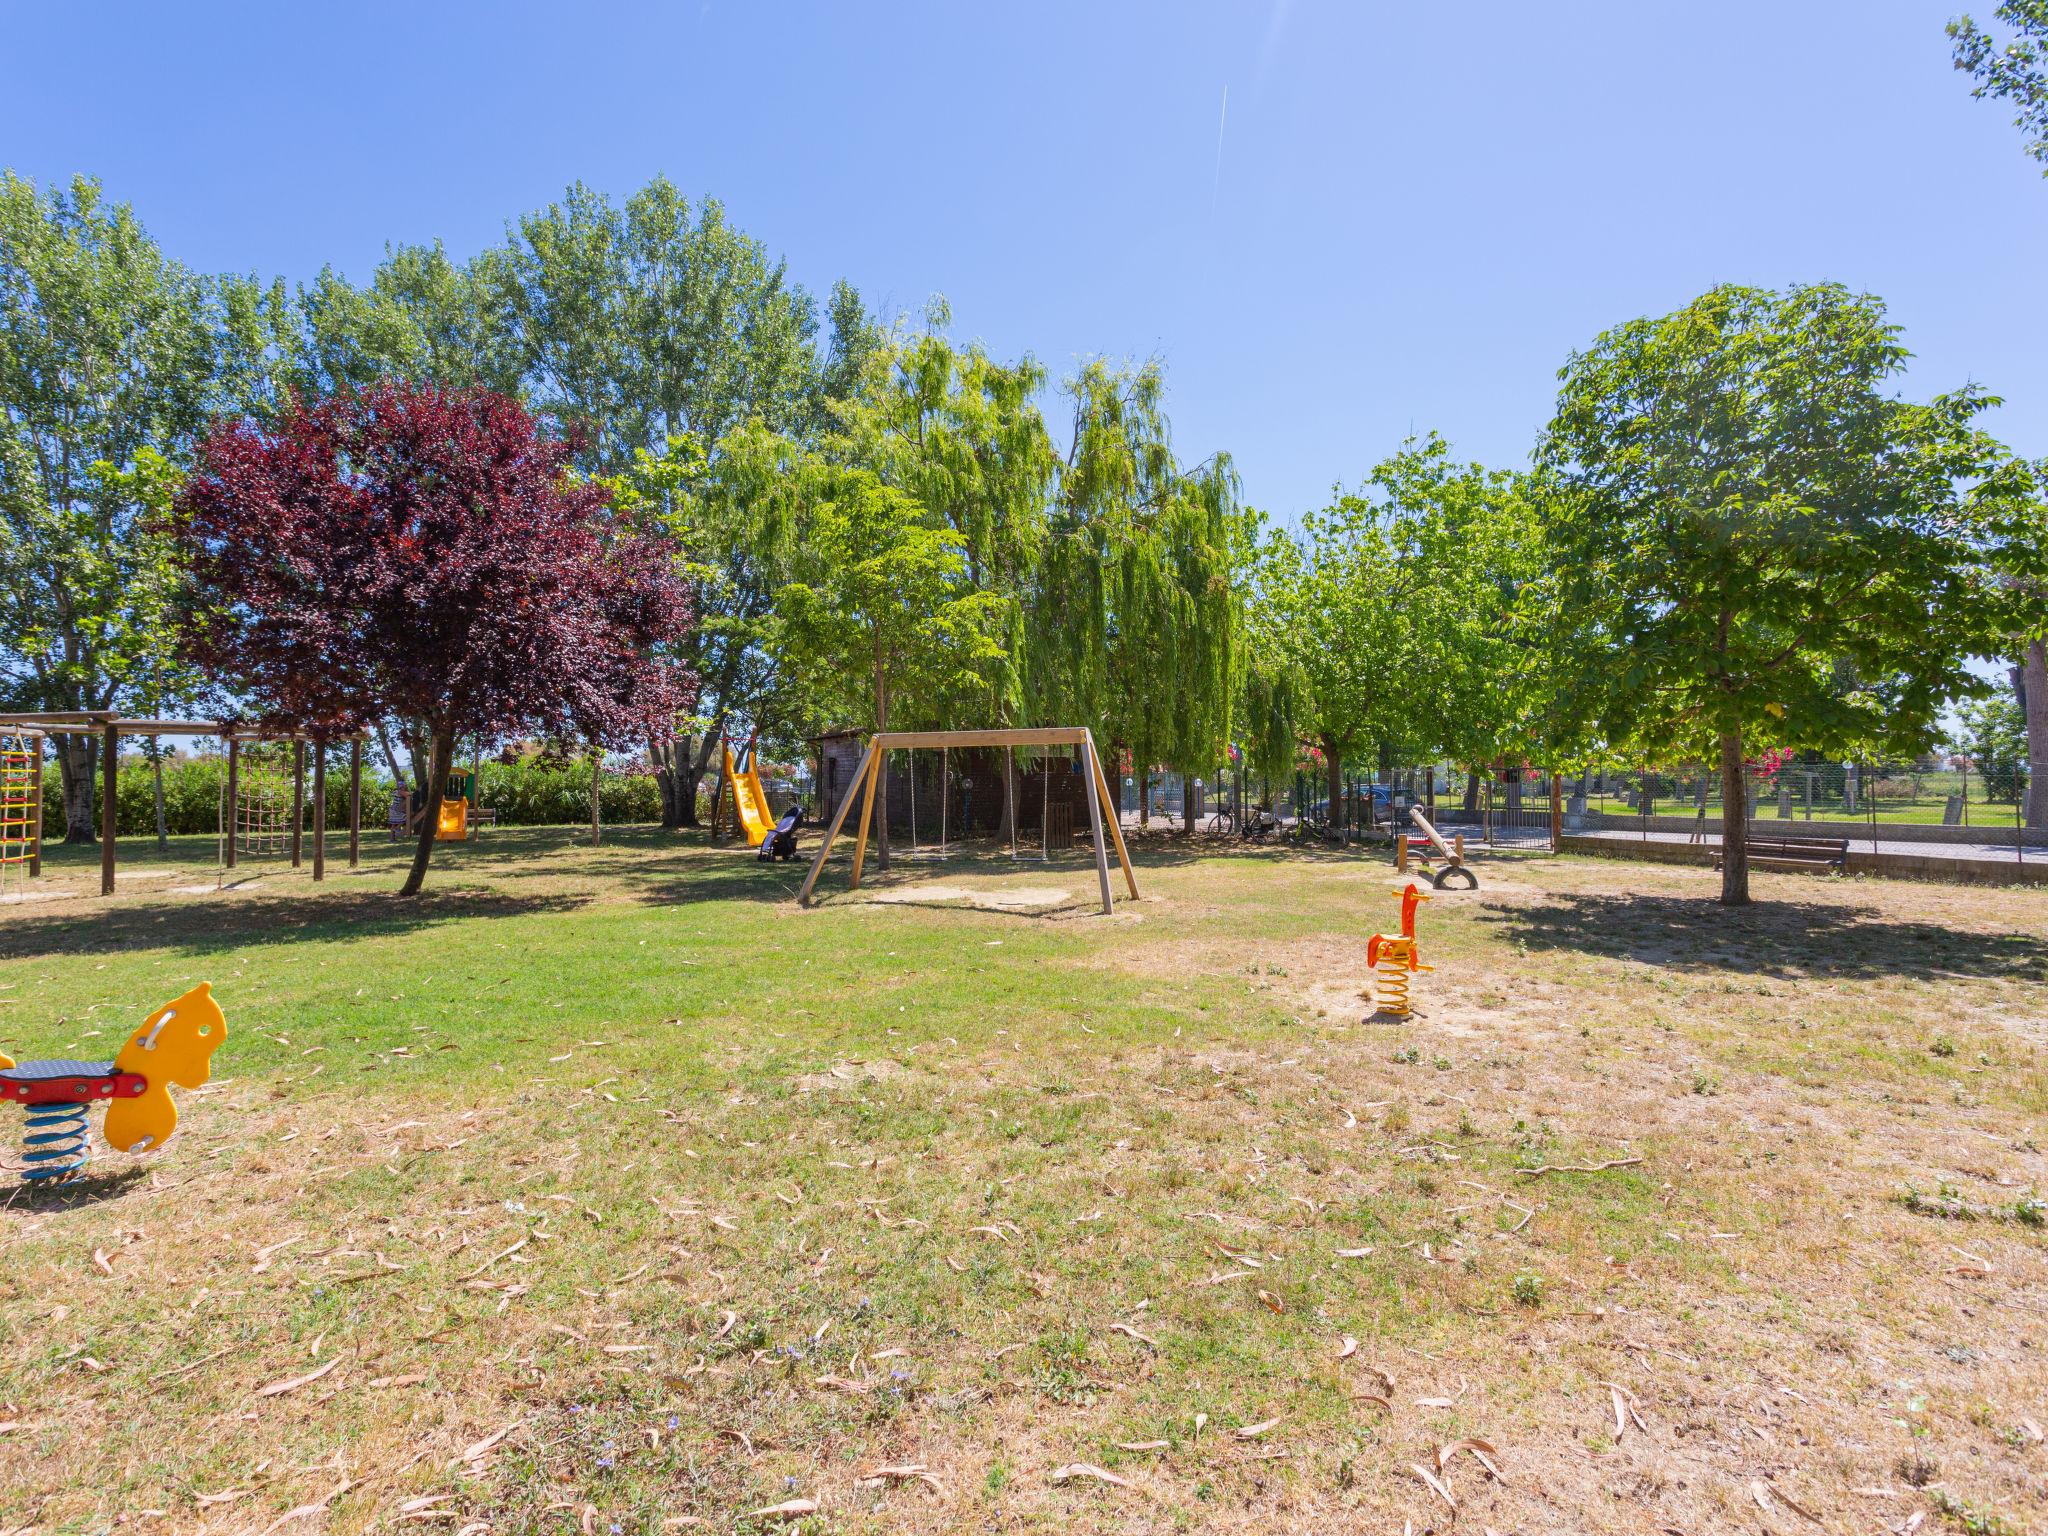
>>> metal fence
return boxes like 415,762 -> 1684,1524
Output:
1567,761 -> 2025,833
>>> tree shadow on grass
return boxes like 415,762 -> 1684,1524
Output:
1479,890 -> 2048,982
0,888 -> 591,964
0,1165 -> 147,1214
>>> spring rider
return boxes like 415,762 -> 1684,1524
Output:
1366,883 -> 1431,1017
0,983 -> 226,1182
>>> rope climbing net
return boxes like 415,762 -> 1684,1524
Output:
0,731 -> 37,897
219,741 -> 293,885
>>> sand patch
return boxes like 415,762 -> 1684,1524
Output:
867,882 -> 1074,912
794,1057 -> 906,1092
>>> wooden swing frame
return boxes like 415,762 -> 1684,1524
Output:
797,727 -> 1138,915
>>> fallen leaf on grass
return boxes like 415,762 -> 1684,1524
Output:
1114,1440 -> 1169,1452
710,1309 -> 737,1341
1409,1463 -> 1457,1510
1050,1463 -> 1133,1489
1750,1479 -> 1822,1523
194,1488 -> 248,1506
1234,1416 -> 1282,1440
746,1498 -> 817,1520
1414,1397 -> 1454,1409
1598,1380 -> 1647,1435
256,1357 -> 340,1398
1109,1322 -> 1159,1349
457,1421 -> 521,1466
1335,1336 -> 1358,1359
857,1463 -> 944,1494
91,1248 -> 114,1277
1437,1437 -> 1506,1483
1255,1289 -> 1284,1314
814,1374 -> 871,1394
1335,1247 -> 1375,1259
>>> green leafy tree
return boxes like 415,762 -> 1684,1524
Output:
1534,283 -> 2031,904
1956,690 -> 2029,803
1030,361 -> 1238,829
833,309 -> 1057,728
0,171 -> 232,840
293,241 -> 522,397
775,461 -> 1012,859
1951,3 -> 2048,173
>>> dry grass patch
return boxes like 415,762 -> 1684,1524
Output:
0,834 -> 2043,1533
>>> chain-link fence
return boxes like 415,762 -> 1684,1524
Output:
1565,760 -> 2026,834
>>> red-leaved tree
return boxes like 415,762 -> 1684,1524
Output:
176,382 -> 694,895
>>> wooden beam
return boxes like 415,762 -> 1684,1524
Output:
1083,730 -> 1138,900
848,741 -> 884,891
100,722 -> 117,896
311,740 -> 327,881
797,740 -> 878,907
29,733 -> 43,877
868,727 -> 1089,750
290,739 -> 305,867
1079,738 -> 1114,915
348,739 -> 362,868
225,738 -> 239,870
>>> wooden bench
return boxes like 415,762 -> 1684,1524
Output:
1712,835 -> 1847,874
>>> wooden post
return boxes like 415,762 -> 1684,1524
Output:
100,721 -> 117,896
311,739 -> 327,881
1080,736 -> 1114,915
290,739 -> 305,867
1454,832 -> 1465,861
1083,730 -> 1138,901
1549,772 -> 1563,852
225,738 -> 240,870
798,740 -> 878,906
849,739 -> 884,891
1396,833 -> 1409,872
29,733 -> 42,877
348,739 -> 362,868
590,751 -> 602,847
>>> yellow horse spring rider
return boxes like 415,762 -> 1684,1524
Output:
1366,883 -> 1431,1017
0,983 -> 226,1183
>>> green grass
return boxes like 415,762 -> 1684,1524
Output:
2,829 -> 2044,1533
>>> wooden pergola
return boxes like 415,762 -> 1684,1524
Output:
797,727 -> 1138,915
0,712 -> 368,897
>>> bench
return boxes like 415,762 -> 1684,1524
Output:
1712,835 -> 1847,874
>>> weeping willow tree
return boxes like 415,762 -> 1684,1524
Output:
1028,361 -> 1239,829
826,301 -> 1056,730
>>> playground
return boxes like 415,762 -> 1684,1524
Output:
3,829 -> 2044,1534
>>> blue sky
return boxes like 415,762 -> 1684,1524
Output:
4,1 -> 2044,520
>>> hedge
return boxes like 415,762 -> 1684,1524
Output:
31,753 -> 665,838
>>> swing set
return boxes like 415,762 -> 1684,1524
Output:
797,727 -> 1138,915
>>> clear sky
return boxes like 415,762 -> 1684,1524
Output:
4,1 -> 2044,520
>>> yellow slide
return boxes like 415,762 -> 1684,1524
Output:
722,741 -> 774,847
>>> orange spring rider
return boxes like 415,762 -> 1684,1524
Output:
1366,883 -> 1431,1017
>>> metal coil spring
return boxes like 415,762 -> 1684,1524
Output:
1375,943 -> 1415,1017
22,1100 -> 90,1182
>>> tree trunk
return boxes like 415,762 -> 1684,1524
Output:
1323,737 -> 1342,837
1718,727 -> 1749,907
1461,768 -> 1480,816
399,726 -> 453,897
58,732 -> 98,842
1138,769 -> 1149,828
2025,639 -> 2048,830
1182,773 -> 1197,836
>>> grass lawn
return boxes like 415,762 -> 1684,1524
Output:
2,827 -> 2045,1534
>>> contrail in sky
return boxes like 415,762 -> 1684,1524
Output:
1212,83 -> 1229,214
